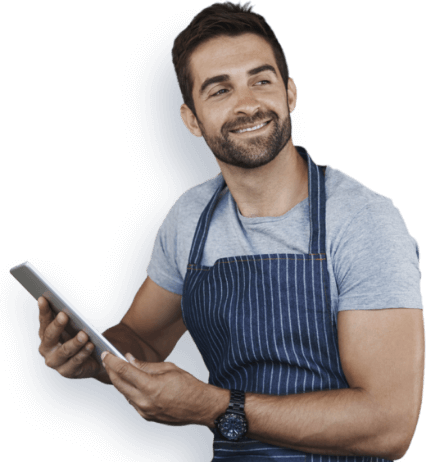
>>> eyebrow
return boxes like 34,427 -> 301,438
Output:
199,64 -> 277,96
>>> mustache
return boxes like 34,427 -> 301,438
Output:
222,110 -> 278,133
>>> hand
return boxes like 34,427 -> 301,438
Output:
37,296 -> 100,379
101,352 -> 213,426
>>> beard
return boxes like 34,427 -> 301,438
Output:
197,107 -> 292,169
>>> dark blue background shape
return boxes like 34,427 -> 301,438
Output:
5,3 -> 426,462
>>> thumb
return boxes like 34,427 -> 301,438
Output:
125,353 -> 145,368
126,353 -> 174,373
124,353 -> 155,372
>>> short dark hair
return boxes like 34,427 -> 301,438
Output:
171,2 -> 289,117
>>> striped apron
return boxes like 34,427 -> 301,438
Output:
181,147 -> 392,462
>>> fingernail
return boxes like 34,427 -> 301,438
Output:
126,353 -> 135,362
101,351 -> 108,361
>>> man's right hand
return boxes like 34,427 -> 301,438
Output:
37,296 -> 101,379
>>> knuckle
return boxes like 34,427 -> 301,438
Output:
143,414 -> 153,421
71,351 -> 85,364
38,344 -> 44,357
60,344 -> 74,359
57,367 -> 70,378
136,398 -> 147,411
57,362 -> 76,379
44,356 -> 55,369
74,366 -> 84,378
44,328 -> 57,342
69,362 -> 83,378
57,368 -> 66,377
117,363 -> 129,375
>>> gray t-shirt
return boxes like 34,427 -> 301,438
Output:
147,165 -> 423,318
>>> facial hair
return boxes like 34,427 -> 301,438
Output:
197,107 -> 292,169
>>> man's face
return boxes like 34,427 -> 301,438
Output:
187,33 -> 292,169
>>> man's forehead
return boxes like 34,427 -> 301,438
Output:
189,33 -> 277,87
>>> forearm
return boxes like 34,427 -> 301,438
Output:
245,387 -> 398,458
204,386 -> 399,460
94,322 -> 161,385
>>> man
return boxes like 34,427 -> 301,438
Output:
37,2 -> 424,461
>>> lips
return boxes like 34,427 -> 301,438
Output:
230,119 -> 272,134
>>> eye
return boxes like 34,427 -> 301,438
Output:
211,88 -> 229,97
210,80 -> 270,98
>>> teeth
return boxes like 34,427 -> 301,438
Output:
233,121 -> 269,133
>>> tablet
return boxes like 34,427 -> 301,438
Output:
10,261 -> 129,367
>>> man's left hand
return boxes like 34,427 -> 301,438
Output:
101,351 -> 212,426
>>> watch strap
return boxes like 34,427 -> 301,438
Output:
227,389 -> 245,414
214,389 -> 247,431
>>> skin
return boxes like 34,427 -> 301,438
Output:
37,296 -> 100,379
180,33 -> 308,218
101,352 -> 221,426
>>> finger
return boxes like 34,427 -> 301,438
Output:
103,352 -> 146,388
103,358 -> 142,402
45,331 -> 90,369
40,311 -> 69,352
38,296 -> 55,340
56,342 -> 97,378
127,356 -> 175,374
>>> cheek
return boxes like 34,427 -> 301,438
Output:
201,109 -> 228,134
272,99 -> 289,119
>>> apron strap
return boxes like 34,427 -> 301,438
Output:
187,147 -> 327,266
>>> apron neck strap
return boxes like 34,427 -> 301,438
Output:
187,147 -> 327,265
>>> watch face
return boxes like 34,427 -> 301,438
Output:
219,413 -> 247,441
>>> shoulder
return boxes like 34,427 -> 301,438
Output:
324,163 -> 419,258
324,165 -> 398,236
323,166 -> 422,311
176,172 -> 225,213
152,172 -> 224,242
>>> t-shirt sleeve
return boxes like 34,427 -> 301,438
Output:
334,199 -> 422,312
146,198 -> 184,296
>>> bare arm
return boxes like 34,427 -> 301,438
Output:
95,276 -> 185,384
93,323 -> 160,385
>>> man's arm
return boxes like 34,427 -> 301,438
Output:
202,308 -> 424,460
94,276 -> 185,384
94,323 -> 162,385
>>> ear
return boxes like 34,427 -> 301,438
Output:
286,77 -> 297,113
180,104 -> 203,137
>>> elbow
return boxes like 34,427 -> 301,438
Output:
365,395 -> 417,461
386,445 -> 405,461
374,432 -> 411,461
388,442 -> 409,461
390,431 -> 416,460
376,412 -> 417,460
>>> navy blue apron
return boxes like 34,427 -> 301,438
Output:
181,147 -> 392,462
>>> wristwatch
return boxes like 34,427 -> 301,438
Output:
214,389 -> 248,441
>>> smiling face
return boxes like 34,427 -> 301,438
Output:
181,33 -> 295,170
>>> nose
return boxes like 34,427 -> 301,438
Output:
232,86 -> 260,117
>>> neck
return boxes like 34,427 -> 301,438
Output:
217,140 -> 308,218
